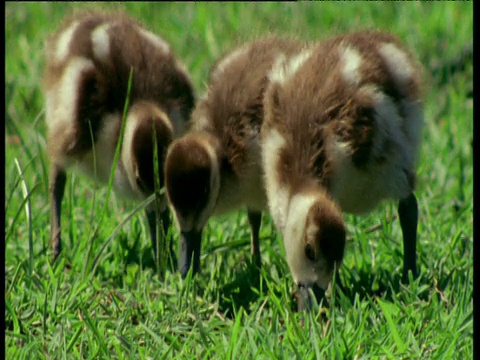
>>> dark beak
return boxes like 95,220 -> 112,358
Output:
296,283 -> 327,311
179,230 -> 202,278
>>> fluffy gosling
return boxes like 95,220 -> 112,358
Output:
165,37 -> 303,277
262,31 -> 424,309
44,10 -> 195,264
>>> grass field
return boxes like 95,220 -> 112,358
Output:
5,2 -> 473,359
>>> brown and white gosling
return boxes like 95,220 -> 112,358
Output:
165,37 -> 304,277
262,31 -> 424,308
44,10 -> 195,263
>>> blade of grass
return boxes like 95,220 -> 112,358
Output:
377,298 -> 407,353
82,66 -> 134,278
379,345 -> 398,360
152,118 -> 166,278
87,118 -> 99,260
6,261 -> 26,295
7,110 -> 39,175
14,158 -> 35,276
80,306 -> 110,358
140,322 -> 181,352
65,324 -> 84,356
191,297 -> 215,348
42,283 -> 48,343
5,300 -> 22,335
90,194 -> 155,275
34,132 -> 49,205
80,120 -> 102,276
208,235 -> 275,254
5,154 -> 37,213
5,183 -> 40,249
226,308 -> 243,360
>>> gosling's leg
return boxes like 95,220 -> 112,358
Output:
398,193 -> 418,282
49,164 -> 67,262
247,209 -> 262,269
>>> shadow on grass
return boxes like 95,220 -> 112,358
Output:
92,232 -> 177,287
214,253 -> 302,317
333,264 -> 447,306
92,232 -> 453,315
216,258 -> 263,318
335,267 -> 402,302
215,259 -> 421,316
213,261 -> 430,317
120,232 -> 178,272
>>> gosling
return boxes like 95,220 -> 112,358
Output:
262,31 -> 424,308
165,37 -> 304,277
44,10 -> 195,264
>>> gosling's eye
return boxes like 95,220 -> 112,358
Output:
305,244 -> 315,261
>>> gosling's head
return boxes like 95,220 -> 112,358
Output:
121,101 -> 173,197
164,132 -> 221,277
283,189 -> 346,310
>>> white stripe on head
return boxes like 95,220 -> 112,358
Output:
378,42 -> 414,88
284,191 -> 317,264
212,46 -> 247,78
55,21 -> 80,63
121,103 -> 172,196
121,108 -> 142,197
284,191 -> 328,287
91,23 -> 112,63
262,128 -> 290,231
269,49 -> 313,85
138,28 -> 170,54
340,45 -> 362,86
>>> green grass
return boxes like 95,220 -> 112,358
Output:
5,2 -> 473,358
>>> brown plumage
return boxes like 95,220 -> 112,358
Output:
265,31 -> 422,189
165,36 -> 304,277
193,37 -> 303,176
44,10 -> 195,263
262,30 -> 424,309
